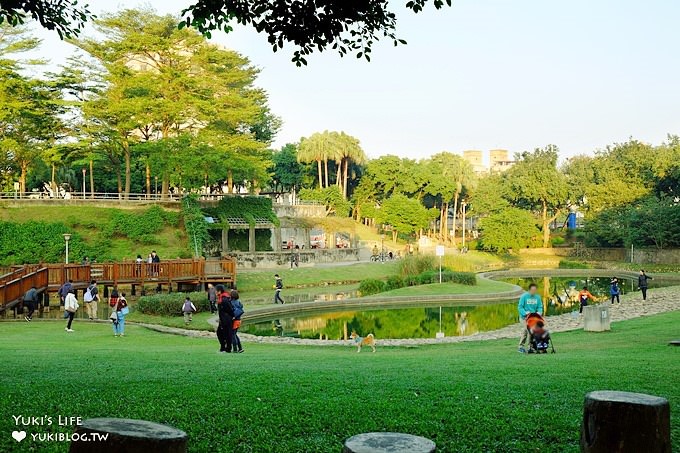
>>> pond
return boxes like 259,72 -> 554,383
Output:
241,276 -> 644,340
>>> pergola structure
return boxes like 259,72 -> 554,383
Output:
216,217 -> 277,253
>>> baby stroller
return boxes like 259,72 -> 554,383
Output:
526,313 -> 555,354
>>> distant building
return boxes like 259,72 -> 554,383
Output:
489,149 -> 514,173
463,150 -> 486,174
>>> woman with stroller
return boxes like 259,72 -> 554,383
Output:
517,283 -> 543,353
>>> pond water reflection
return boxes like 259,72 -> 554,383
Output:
242,276 -> 645,340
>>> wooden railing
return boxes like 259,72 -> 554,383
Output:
45,264 -> 91,287
0,267 -> 48,308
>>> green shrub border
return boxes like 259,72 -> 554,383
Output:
358,268 -> 477,296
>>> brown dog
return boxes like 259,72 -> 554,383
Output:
350,332 -> 376,353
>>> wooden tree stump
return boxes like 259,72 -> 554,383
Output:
69,418 -> 187,453
580,391 -> 671,453
342,432 -> 436,453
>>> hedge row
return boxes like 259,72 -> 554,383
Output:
136,291 -> 210,316
358,269 -> 477,296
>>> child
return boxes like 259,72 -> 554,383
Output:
610,277 -> 621,304
273,274 -> 285,304
183,296 -> 196,324
578,286 -> 595,314
230,290 -> 245,353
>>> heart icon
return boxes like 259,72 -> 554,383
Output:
12,431 -> 26,442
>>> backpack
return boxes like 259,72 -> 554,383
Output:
84,287 -> 94,303
231,299 -> 244,320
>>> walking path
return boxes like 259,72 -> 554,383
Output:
138,286 -> 680,346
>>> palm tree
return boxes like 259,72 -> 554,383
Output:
336,132 -> 366,199
431,152 -> 475,245
298,132 -> 325,188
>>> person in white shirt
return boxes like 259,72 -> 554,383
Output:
64,290 -> 79,332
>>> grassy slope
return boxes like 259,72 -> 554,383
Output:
371,279 -> 516,297
1,312 -> 678,453
237,262 -> 400,292
0,205 -> 187,261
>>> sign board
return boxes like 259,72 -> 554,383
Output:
435,245 -> 445,257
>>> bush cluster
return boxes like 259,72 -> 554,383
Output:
182,195 -> 209,257
398,255 -> 436,277
358,268 -> 477,296
0,221 -> 88,265
136,291 -> 209,316
558,259 -> 592,269
105,206 -> 178,243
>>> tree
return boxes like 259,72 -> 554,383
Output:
469,174 -> 510,216
271,143 -> 305,193
478,208 -> 539,253
299,186 -> 351,217
298,131 -> 333,189
377,194 -> 438,242
429,152 -> 475,245
75,9 -> 277,197
331,131 -> 366,199
0,0 -> 92,39
505,146 -> 568,247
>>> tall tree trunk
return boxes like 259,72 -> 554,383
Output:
89,159 -> 94,199
343,158 -> 349,199
123,139 -> 131,199
324,158 -> 329,189
442,201 -> 449,242
439,204 -> 445,241
51,164 -> 56,190
227,170 -> 234,194
541,202 -> 560,248
145,164 -> 150,198
316,160 -> 323,189
19,163 -> 27,197
162,175 -> 169,199
336,161 -> 341,188
116,167 -> 122,199
452,193 -> 460,247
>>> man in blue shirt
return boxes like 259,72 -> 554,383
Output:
517,283 -> 543,353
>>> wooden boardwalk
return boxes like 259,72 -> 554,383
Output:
0,258 -> 236,311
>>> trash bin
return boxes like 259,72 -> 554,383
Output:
583,305 -> 611,332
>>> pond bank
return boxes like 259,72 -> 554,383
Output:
136,285 -> 680,346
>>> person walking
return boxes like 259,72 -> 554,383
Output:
22,286 -> 39,322
57,280 -> 73,305
111,293 -> 129,337
151,250 -> 161,292
610,277 -> 621,304
578,286 -> 596,314
273,274 -> 285,304
230,290 -> 245,353
207,283 -> 217,314
216,285 -> 234,353
84,280 -> 99,320
183,296 -> 197,324
638,270 -> 653,301
517,283 -> 543,353
64,289 -> 79,333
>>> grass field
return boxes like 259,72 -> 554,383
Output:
371,279 -> 517,298
1,312 -> 678,453
237,262 -> 400,292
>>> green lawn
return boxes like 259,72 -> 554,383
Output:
237,262 -> 399,292
370,279 -> 517,298
1,312 -> 679,452
127,311 -> 215,331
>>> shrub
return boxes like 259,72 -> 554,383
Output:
105,206 -> 177,241
358,279 -> 386,296
136,291 -> 209,316
551,236 -> 566,247
478,208 -> 540,252
385,275 -> 405,291
398,255 -> 436,277
558,259 -> 591,269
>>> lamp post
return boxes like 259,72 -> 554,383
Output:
380,234 -> 385,263
82,168 -> 86,199
63,233 -> 72,264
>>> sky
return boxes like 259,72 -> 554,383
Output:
24,0 -> 680,162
